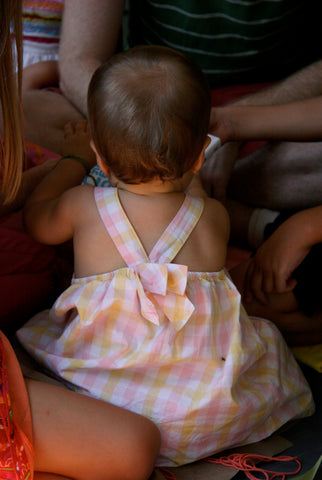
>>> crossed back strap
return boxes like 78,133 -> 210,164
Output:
94,187 -> 204,268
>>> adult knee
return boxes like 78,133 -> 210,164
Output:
121,418 -> 161,480
97,415 -> 160,480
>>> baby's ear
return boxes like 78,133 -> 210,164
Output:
97,157 -> 110,177
190,156 -> 203,173
91,141 -> 110,176
90,140 -> 98,156
191,137 -> 210,173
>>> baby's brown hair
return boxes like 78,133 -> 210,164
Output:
87,45 -> 211,184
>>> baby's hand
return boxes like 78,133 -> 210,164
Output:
62,120 -> 96,169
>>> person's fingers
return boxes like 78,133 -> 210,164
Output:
251,268 -> 269,304
63,121 -> 74,137
244,262 -> 268,305
244,260 -> 255,302
262,271 -> 275,294
276,275 -> 297,293
75,119 -> 88,132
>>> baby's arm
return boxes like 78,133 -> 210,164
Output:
23,120 -> 96,244
0,158 -> 58,217
22,61 -> 59,90
244,206 -> 322,303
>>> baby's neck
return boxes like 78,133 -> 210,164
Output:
111,173 -> 193,197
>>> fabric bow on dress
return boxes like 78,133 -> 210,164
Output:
134,262 -> 195,330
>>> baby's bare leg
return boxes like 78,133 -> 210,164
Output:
26,380 -> 160,480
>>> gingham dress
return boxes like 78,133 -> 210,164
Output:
17,187 -> 314,467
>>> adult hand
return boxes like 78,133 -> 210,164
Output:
209,106 -> 232,144
243,220 -> 311,304
200,141 -> 240,204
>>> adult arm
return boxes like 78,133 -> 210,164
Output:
232,60 -> 322,107
211,96 -> 322,144
59,0 -> 125,116
244,206 -> 322,303
210,59 -> 322,142
204,60 -> 322,200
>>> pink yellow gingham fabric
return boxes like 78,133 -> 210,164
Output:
17,187 -> 314,467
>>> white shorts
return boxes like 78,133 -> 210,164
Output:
22,39 -> 59,68
13,39 -> 60,69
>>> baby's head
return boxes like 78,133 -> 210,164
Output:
87,45 -> 211,184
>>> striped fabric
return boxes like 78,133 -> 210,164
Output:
19,1 -> 64,67
17,187 -> 314,467
128,0 -> 319,87
22,0 -> 63,43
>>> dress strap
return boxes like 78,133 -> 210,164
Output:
149,194 -> 204,264
94,187 -> 149,267
94,187 -> 199,329
94,188 -> 204,268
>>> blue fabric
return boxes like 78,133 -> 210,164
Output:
82,165 -> 111,188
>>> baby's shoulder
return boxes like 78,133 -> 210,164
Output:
62,184 -> 97,220
63,184 -> 95,204
184,197 -> 229,271
202,197 -> 230,232
203,196 -> 228,214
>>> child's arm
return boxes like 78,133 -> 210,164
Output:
244,206 -> 322,304
22,61 -> 59,90
210,96 -> 322,144
23,120 -> 96,244
0,158 -> 58,217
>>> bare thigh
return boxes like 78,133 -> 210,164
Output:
26,380 -> 160,480
228,141 -> 322,210
22,90 -> 84,154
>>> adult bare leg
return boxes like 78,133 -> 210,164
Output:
27,379 -> 160,480
22,90 -> 84,154
228,141 -> 322,211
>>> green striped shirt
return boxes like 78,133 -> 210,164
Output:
128,0 -> 320,87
